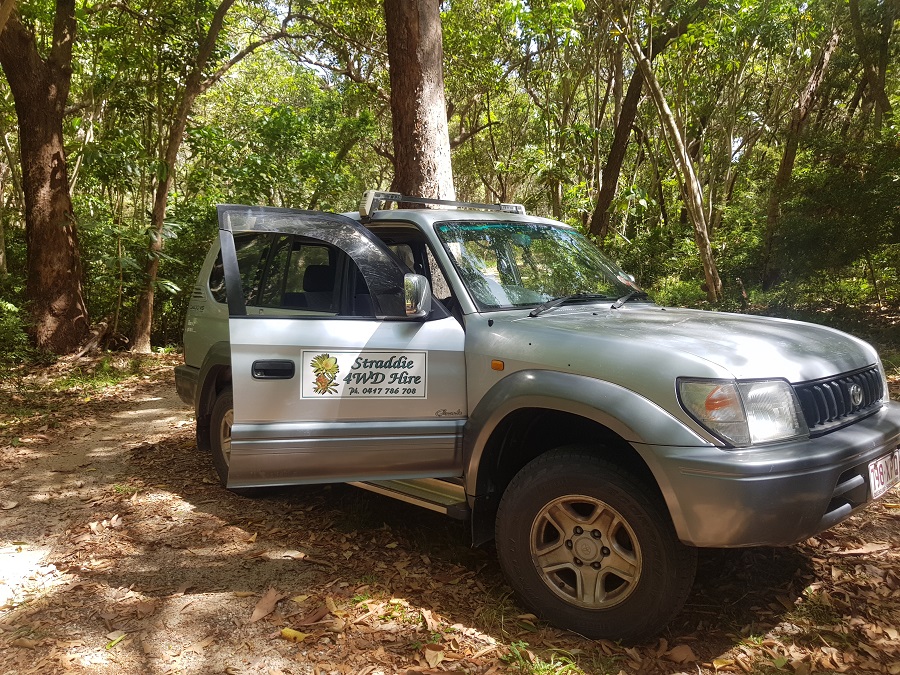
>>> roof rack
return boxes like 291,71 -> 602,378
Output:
359,190 -> 526,218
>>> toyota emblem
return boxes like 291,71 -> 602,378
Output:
848,383 -> 864,408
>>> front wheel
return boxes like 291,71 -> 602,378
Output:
495,447 -> 696,641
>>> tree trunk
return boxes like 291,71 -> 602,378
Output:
589,69 -> 643,240
130,0 -> 236,353
618,8 -> 722,301
0,0 -> 15,35
848,0 -> 892,134
762,28 -> 840,286
0,0 -> 90,352
384,0 -> 455,200
588,0 -> 710,241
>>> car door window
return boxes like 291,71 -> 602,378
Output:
209,233 -> 272,306
257,236 -> 340,314
219,207 -> 407,317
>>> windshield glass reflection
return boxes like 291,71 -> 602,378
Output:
435,221 -> 641,310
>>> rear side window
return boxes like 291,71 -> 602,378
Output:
209,233 -> 271,305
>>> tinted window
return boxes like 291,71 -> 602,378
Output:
209,233 -> 271,305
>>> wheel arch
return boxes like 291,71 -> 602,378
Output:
464,370 -> 708,546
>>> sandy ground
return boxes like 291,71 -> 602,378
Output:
1,361 -> 899,674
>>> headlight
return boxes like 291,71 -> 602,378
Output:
678,378 -> 809,447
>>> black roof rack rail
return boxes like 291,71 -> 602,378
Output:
359,190 -> 526,218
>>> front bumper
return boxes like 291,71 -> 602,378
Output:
640,401 -> 900,547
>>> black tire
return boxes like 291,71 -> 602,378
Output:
210,388 -> 233,487
495,447 -> 697,641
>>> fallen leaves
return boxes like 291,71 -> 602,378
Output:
249,587 -> 286,623
279,627 -> 309,642
2,361 -> 900,675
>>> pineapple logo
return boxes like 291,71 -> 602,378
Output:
310,353 -> 340,395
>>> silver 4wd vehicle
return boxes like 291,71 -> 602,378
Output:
175,191 -> 900,640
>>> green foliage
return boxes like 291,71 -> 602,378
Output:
0,300 -> 33,366
52,355 -> 148,392
2,0 -> 899,349
776,137 -> 900,281
502,641 -> 586,674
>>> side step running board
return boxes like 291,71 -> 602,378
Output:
348,478 -> 470,520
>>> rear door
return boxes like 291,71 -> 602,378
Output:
219,206 -> 468,488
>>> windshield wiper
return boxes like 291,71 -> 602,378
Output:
528,293 -> 610,318
611,290 -> 648,309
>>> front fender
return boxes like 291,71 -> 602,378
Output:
463,369 -> 711,498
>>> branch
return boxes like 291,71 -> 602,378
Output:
292,12 -> 388,60
0,0 -> 15,36
200,31 -> 289,93
49,0 -> 76,73
450,121 -> 500,149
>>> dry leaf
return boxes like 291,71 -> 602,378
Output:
249,588 -> 286,623
422,608 -> 441,632
424,644 -> 445,668
838,543 -> 889,555
665,644 -> 697,663
0,500 -> 18,510
712,657 -> 734,671
280,628 -> 309,643
291,594 -> 310,604
297,605 -> 331,626
184,635 -> 215,654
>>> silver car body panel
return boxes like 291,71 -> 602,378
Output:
227,315 -> 467,486
170,204 -> 900,547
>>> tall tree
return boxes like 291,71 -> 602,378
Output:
762,27 -> 841,284
587,0 -> 710,242
614,0 -> 722,300
131,0 -> 288,352
0,0 -> 90,352
384,0 -> 455,199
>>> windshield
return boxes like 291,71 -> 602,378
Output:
435,220 -> 641,310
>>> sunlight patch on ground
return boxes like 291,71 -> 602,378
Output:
0,545 -> 53,610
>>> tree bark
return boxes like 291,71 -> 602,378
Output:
384,0 -> 455,200
762,28 -> 840,286
0,0 -> 90,352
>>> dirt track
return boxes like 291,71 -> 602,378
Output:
1,360 -> 899,674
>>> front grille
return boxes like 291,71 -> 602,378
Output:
794,366 -> 884,436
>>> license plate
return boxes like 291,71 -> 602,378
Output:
869,450 -> 900,500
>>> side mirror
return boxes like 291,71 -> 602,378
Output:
404,273 -> 432,319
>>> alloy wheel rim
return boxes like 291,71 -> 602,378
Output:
219,408 -> 233,467
529,495 -> 641,609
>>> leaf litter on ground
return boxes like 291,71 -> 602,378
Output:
0,354 -> 899,673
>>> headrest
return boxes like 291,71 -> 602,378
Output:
303,265 -> 334,293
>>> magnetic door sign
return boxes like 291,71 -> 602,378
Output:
301,351 -> 428,399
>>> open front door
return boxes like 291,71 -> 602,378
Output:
218,206 -> 467,489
